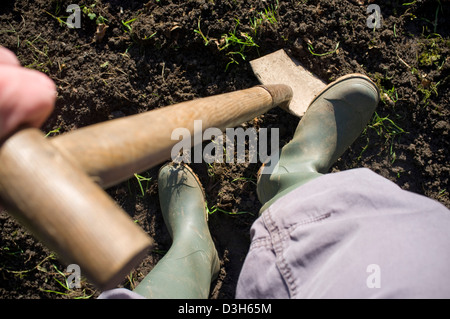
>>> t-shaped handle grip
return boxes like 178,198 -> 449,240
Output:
0,128 -> 153,290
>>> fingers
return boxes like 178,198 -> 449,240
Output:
0,46 -> 20,66
0,47 -> 56,139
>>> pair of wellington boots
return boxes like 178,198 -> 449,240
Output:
133,74 -> 380,298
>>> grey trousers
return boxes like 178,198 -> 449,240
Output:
100,168 -> 450,299
235,168 -> 450,298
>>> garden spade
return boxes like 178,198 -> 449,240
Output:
0,49 -> 326,291
0,84 -> 291,291
250,49 -> 327,117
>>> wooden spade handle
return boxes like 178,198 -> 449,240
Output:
0,84 -> 292,290
51,85 -> 292,188
0,128 -> 153,290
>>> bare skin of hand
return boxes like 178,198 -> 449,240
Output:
0,46 -> 56,140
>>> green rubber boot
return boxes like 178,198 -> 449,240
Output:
133,163 -> 220,299
257,74 -> 380,213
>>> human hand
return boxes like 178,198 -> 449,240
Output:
0,47 -> 56,212
0,46 -> 56,141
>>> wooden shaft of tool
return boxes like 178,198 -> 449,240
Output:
51,84 -> 292,188
0,128 -> 153,290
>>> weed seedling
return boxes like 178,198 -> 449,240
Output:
39,264 -> 93,299
219,19 -> 259,70
121,17 -> 138,33
261,0 -> 279,25
129,173 -> 152,197
418,34 -> 444,67
194,18 -> 210,46
367,111 -> 407,163
82,4 -> 109,25
24,34 -> 52,72
206,203 -> 253,216
232,176 -> 257,185
45,128 -> 61,137
250,0 -> 279,35
438,189 -> 447,198
381,85 -> 399,106
417,1 -> 443,34
307,41 -> 340,57
44,10 -> 70,27
418,80 -> 440,107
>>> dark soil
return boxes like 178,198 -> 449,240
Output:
1,0 -> 449,299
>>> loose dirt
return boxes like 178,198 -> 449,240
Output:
0,0 -> 448,299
